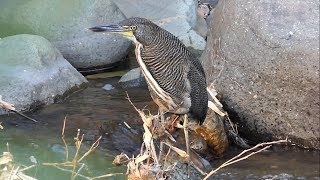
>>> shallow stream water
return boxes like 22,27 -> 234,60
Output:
0,77 -> 319,179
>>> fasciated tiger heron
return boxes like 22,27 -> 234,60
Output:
89,17 -> 208,172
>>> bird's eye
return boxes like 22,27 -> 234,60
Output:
130,26 -> 137,31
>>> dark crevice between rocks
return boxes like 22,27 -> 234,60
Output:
77,44 -> 138,76
220,98 -> 320,151
77,59 -> 130,76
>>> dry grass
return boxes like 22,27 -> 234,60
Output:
42,117 -> 123,180
0,143 -> 37,180
122,93 -> 195,179
203,138 -> 288,180
121,88 -> 289,180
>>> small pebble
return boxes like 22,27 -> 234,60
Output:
102,84 -> 114,91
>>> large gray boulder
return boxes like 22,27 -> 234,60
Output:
0,34 -> 87,115
113,0 -> 206,50
0,0 -> 131,69
201,0 -> 319,149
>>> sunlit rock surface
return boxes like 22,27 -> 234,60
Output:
0,34 -> 87,115
201,0 -> 319,149
118,68 -> 146,88
0,0 -> 131,69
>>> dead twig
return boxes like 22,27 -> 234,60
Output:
126,92 -> 158,164
113,153 -> 130,166
71,129 -> 84,179
162,142 -> 188,159
190,161 -> 207,176
11,110 -> 38,123
125,91 -> 213,179
19,164 -> 37,172
207,84 -> 249,148
203,139 -> 288,180
161,146 -> 171,175
44,118 -> 103,180
48,164 -> 123,180
90,173 -> 124,180
123,121 -> 132,129
73,163 -> 86,179
49,164 -> 89,179
0,95 -> 38,122
1,118 -> 110,180
61,117 -> 69,161
0,148 -> 38,180
78,135 -> 102,163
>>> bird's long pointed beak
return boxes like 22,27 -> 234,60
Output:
88,25 -> 128,32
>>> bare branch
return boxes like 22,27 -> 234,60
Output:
203,139 -> 288,180
61,117 -> 69,161
73,163 -> 86,179
19,164 -> 37,172
49,164 -> 89,179
78,136 -> 102,163
0,95 -> 38,122
71,130 -> 84,180
90,173 -> 124,180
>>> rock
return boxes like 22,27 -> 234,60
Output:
51,144 -> 67,157
167,162 -> 203,180
0,0 -> 131,69
197,3 -> 211,19
113,0 -> 206,50
85,71 -> 127,80
127,161 -> 204,180
199,0 -> 219,9
54,33 -> 130,69
118,68 -> 146,88
179,29 -> 206,50
201,0 -> 319,149
195,15 -> 208,38
0,34 -> 87,115
194,110 -> 229,157
102,84 -> 114,91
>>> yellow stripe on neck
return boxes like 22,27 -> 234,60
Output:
117,31 -> 134,37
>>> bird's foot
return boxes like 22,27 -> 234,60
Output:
166,114 -> 191,177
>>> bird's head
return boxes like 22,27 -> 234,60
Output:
89,17 -> 159,45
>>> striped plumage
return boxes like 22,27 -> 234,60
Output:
119,17 -> 208,124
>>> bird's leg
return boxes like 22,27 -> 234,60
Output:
158,109 -> 165,123
183,114 -> 190,178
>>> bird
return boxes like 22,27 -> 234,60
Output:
89,17 -> 208,173
89,17 -> 208,124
